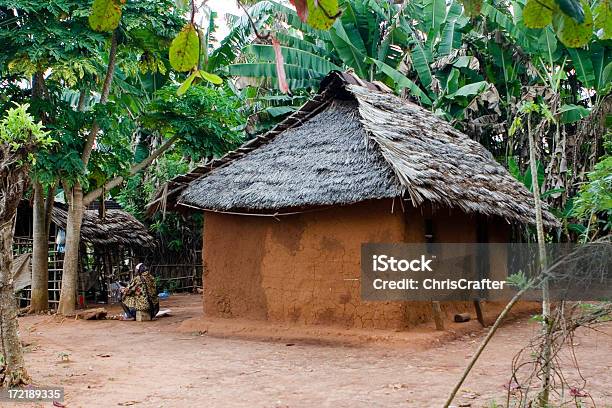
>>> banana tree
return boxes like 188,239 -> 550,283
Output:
222,0 -> 489,114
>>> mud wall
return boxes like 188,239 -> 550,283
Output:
202,200 -> 511,330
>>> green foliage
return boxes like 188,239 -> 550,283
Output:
306,0 -> 340,30
507,271 -> 531,289
177,70 -> 223,96
116,152 -> 189,218
594,0 -> 612,39
89,0 -> 124,32
558,104 -> 591,123
225,0 -> 476,110
0,104 -> 52,159
0,0 -> 185,189
522,0 -> 597,47
289,0 -> 341,30
460,0 -> 483,17
523,0 -> 555,28
556,0 -> 586,22
169,23 -> 200,72
553,0 -> 594,48
222,0 -> 607,163
142,85 -> 245,161
507,157 -> 546,193
572,155 -> 612,237
1,1 -> 105,86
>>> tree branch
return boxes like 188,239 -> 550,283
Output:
83,135 -> 180,206
81,30 -> 118,167
44,183 -> 57,237
236,0 -> 270,40
444,286 -> 530,407
76,90 -> 88,112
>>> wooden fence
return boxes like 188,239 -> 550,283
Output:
150,263 -> 202,293
14,238 -> 63,309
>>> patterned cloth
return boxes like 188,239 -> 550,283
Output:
122,272 -> 159,313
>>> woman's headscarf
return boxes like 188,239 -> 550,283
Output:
135,263 -> 148,275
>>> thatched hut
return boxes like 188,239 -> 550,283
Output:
15,200 -> 155,307
149,71 -> 558,330
51,203 -> 155,249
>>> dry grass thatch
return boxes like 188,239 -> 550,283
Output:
179,100 -> 402,212
148,71 -> 559,227
52,205 -> 155,248
349,85 -> 559,227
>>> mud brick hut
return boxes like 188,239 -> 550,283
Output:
148,71 -> 558,330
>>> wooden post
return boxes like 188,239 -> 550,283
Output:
473,300 -> 485,327
475,217 -> 489,328
432,301 -> 445,331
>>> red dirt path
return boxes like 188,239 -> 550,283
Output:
11,294 -> 612,408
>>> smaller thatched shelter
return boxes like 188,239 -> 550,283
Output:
51,203 -> 155,249
14,200 -> 155,308
149,71 -> 558,330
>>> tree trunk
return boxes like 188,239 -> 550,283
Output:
528,114 -> 552,406
57,184 -> 84,316
0,216 -> 31,387
30,182 -> 48,312
44,185 -> 55,240
57,31 -> 117,315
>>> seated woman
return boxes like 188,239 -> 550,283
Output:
120,263 -> 159,321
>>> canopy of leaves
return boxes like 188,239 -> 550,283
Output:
522,0 -> 610,47
0,0 -> 186,189
142,85 -> 246,161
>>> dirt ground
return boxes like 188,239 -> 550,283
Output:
11,294 -> 612,408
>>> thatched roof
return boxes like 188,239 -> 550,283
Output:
52,204 -> 155,248
180,100 -> 403,211
148,71 -> 558,228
